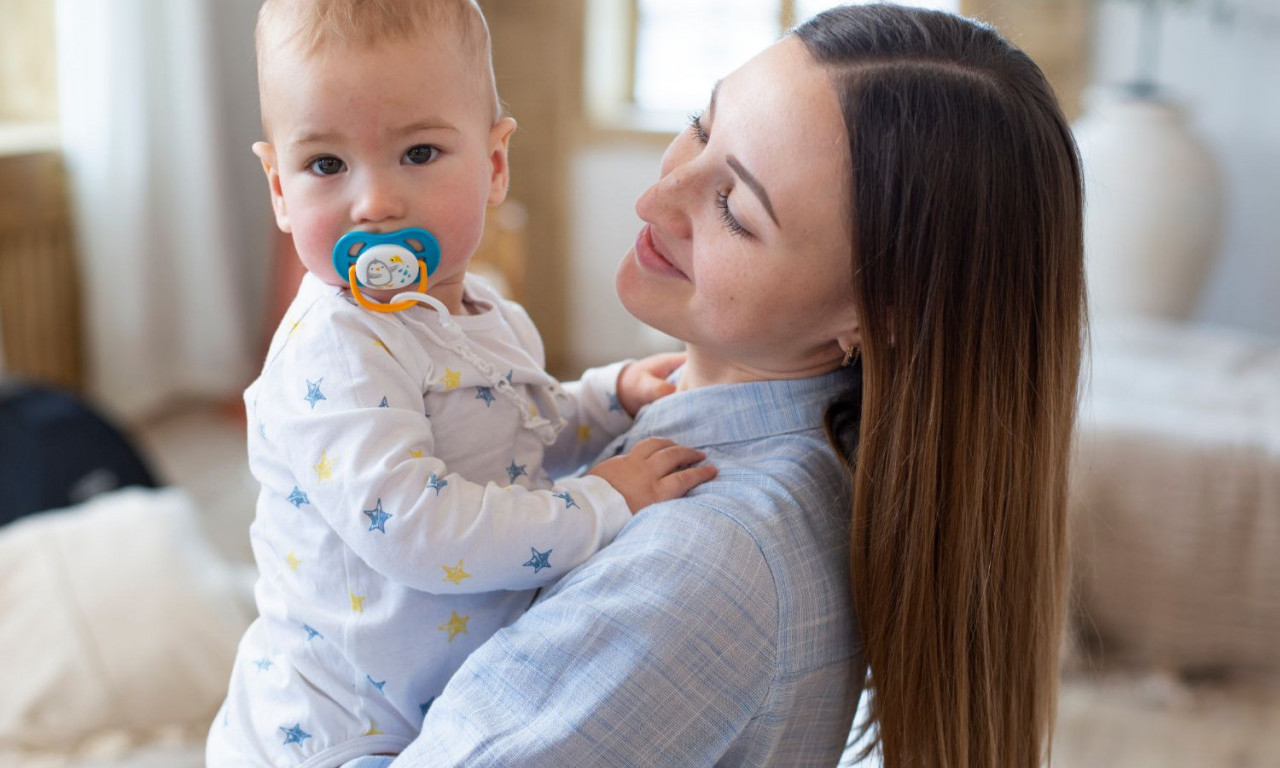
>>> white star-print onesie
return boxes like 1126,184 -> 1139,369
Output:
208,273 -> 634,768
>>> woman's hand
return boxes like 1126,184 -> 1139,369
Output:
588,437 -> 716,513
616,352 -> 685,417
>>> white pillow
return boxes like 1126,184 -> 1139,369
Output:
0,487 -> 255,750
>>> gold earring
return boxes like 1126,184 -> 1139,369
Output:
842,346 -> 859,367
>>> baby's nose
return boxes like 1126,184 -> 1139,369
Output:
353,176 -> 406,223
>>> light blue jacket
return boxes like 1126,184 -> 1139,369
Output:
395,368 -> 865,766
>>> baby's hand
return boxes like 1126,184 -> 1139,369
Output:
588,436 -> 716,513
616,352 -> 685,417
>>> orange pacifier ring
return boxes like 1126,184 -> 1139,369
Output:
332,227 -> 442,314
348,262 -> 429,313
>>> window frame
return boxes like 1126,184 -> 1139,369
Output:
582,0 -> 963,138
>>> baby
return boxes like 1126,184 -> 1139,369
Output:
207,1 -> 714,766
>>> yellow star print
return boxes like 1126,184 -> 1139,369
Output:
409,449 -> 425,459
285,550 -> 300,572
314,450 -> 336,482
374,338 -> 391,355
439,369 -> 461,390
365,723 -> 382,736
529,403 -> 539,418
287,319 -> 304,339
350,592 -> 366,612
441,560 -> 472,585
577,425 -> 591,442
438,611 -> 469,642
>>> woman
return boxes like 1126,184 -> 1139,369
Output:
389,4 -> 1085,767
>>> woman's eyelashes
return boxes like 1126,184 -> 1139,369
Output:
689,111 -> 750,238
717,192 -> 750,238
689,112 -> 709,144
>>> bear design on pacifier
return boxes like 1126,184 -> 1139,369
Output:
331,227 -> 442,313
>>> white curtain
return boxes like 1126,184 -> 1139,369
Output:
55,0 -> 263,422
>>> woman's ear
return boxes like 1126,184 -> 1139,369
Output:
486,117 -> 518,206
835,304 -> 862,355
836,328 -> 861,354
252,141 -> 290,233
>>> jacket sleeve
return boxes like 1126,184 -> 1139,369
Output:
392,500 -> 780,766
257,304 -> 632,594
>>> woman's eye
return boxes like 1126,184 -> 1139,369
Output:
404,145 -> 439,165
308,156 -> 345,176
688,112 -> 709,145
717,191 -> 750,239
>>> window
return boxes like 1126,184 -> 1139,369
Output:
0,0 -> 58,154
585,0 -> 960,133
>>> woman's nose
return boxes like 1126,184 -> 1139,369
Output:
352,171 -> 406,224
636,142 -> 697,239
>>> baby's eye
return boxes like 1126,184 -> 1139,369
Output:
308,156 -> 345,176
404,145 -> 439,165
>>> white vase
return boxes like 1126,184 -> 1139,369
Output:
1072,88 -> 1224,320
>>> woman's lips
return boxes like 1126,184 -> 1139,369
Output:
634,225 -> 687,279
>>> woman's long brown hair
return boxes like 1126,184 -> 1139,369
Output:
799,6 -> 1086,767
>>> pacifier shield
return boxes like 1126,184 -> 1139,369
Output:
331,227 -> 442,288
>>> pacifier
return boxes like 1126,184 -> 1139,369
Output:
331,228 -> 442,313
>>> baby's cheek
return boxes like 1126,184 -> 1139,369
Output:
431,199 -> 487,270
288,214 -> 345,283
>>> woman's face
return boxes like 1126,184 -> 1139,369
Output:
616,37 -> 859,381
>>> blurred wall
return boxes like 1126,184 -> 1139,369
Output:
1089,1 -> 1280,338
211,0 -> 277,355
568,143 -> 677,370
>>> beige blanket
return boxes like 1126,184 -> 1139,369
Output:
1071,318 -> 1280,672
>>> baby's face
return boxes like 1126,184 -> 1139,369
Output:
256,34 -> 512,299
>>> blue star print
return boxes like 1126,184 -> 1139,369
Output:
608,392 -> 623,412
379,396 -> 390,408
553,491 -> 579,509
366,675 -> 387,694
280,723 -> 311,746
364,499 -> 392,533
507,460 -> 527,483
427,473 -> 448,495
287,486 -> 310,508
254,657 -> 273,671
305,378 -> 326,409
420,697 -> 436,717
303,624 -> 323,641
505,370 -> 514,384
524,547 -> 553,573
475,386 -> 496,407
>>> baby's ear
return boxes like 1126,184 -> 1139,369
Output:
486,117 -> 517,206
252,141 -> 290,232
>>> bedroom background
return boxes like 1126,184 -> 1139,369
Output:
0,0 -> 1277,766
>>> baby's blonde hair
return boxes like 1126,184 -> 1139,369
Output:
256,0 -> 501,132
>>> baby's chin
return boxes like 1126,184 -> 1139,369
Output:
308,268 -> 404,303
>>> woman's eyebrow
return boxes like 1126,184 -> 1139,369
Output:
727,155 -> 780,227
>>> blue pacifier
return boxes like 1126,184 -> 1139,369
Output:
331,228 -> 442,313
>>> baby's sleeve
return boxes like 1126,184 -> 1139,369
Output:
258,306 -> 631,594
542,361 -> 635,478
